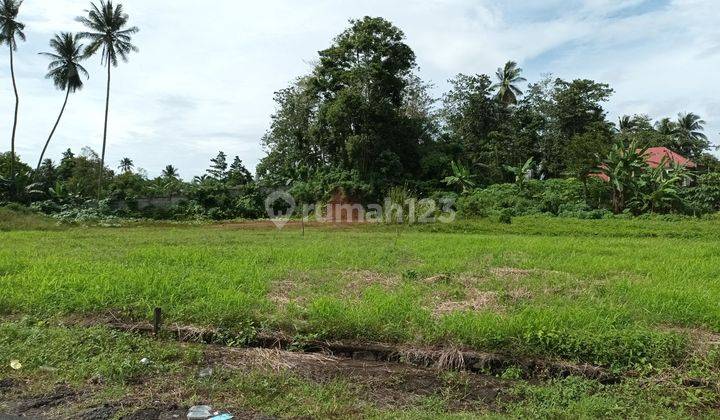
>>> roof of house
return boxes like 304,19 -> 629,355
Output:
644,147 -> 696,169
592,147 -> 695,182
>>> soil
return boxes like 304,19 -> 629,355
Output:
0,345 -> 508,419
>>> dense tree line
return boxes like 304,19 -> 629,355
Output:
2,14 -> 719,219
257,17 -> 717,204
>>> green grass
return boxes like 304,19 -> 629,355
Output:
2,216 -> 720,416
3,217 -> 720,368
0,206 -> 61,231
0,320 -> 716,418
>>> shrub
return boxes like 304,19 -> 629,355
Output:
458,184 -> 537,218
458,178 -> 591,218
682,173 -> 720,215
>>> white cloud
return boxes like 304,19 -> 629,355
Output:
0,0 -> 717,179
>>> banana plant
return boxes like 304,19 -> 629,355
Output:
505,157 -> 535,191
599,139 -> 649,214
443,161 -> 476,194
630,159 -> 692,214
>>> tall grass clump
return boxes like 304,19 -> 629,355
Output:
0,204 -> 60,231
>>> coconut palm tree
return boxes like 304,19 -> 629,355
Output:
36,33 -> 89,175
491,61 -> 526,106
655,118 -> 676,136
675,113 -> 707,141
0,0 -> 25,190
618,115 -> 637,134
674,113 -> 709,158
76,0 -> 138,195
118,157 -> 133,173
162,165 -> 179,179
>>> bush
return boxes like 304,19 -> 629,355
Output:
51,200 -> 120,224
681,173 -> 720,215
458,184 -> 537,218
458,178 -> 593,218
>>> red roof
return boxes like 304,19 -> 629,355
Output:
592,147 -> 695,182
644,147 -> 696,169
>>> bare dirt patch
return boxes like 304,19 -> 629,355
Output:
214,220 -> 369,231
491,267 -> 536,279
203,345 -> 508,410
0,343 -> 509,418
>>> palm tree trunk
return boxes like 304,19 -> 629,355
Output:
9,45 -> 19,196
36,87 -> 71,175
98,59 -> 111,199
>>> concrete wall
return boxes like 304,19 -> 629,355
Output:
111,195 -> 188,211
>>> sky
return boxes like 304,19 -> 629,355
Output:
1,0 -> 718,179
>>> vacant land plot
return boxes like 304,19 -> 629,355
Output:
1,217 -> 720,417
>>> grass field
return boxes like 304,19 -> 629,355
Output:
1,215 -> 720,417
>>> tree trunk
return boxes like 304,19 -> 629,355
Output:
612,189 -> 620,214
9,45 -> 19,196
36,87 -> 71,175
98,58 -> 111,199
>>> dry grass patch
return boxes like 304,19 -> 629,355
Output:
340,270 -> 401,298
268,271 -> 320,307
433,291 -> 503,317
660,326 -> 720,356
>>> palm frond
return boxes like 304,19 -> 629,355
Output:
76,1 -> 138,67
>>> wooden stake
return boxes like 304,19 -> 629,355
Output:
153,307 -> 162,336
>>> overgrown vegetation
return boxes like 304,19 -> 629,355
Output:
1,14 -> 718,221
0,204 -> 60,231
2,219 -> 720,368
2,5 -> 720,417
2,220 -> 720,417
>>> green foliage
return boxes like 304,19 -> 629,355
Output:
76,0 -> 139,67
629,161 -> 690,214
504,157 -> 534,190
505,376 -> 714,419
0,320 -> 187,384
258,17 -> 429,197
674,112 -> 709,159
682,172 -> 720,214
566,124 -> 612,182
183,178 -> 264,220
442,161 -> 476,194
207,151 -> 228,180
0,152 -> 32,203
442,73 -> 505,184
39,32 -> 88,92
0,204 -> 60,231
1,15 -> 717,221
599,139 -> 649,213
491,60 -> 526,106
457,178 -> 602,218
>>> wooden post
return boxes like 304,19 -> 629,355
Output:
301,202 -> 305,236
153,307 -> 162,337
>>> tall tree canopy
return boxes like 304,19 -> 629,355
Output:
259,17 -> 427,197
492,61 -> 526,106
